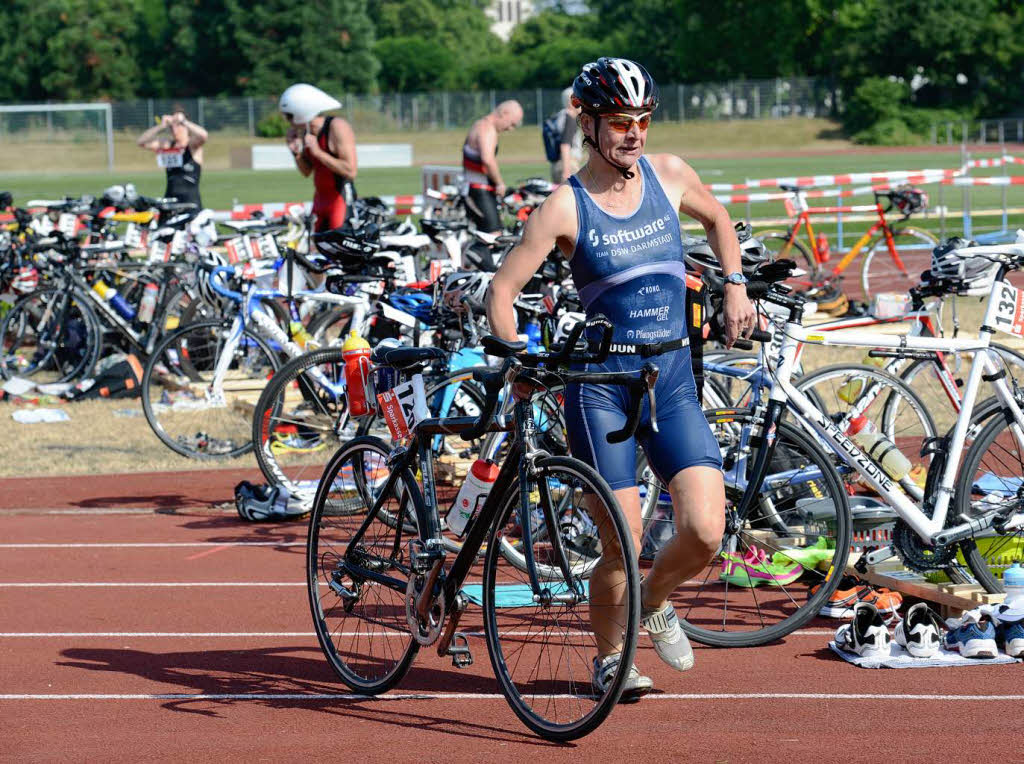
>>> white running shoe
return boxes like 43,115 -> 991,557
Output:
591,654 -> 653,701
641,603 -> 695,671
835,601 -> 892,658
893,602 -> 944,658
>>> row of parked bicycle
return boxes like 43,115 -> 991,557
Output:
3,181 -> 1024,640
6,179 -> 1024,737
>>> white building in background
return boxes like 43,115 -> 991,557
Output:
487,0 -> 536,40
486,0 -> 588,41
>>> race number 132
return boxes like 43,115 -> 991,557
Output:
994,283 -> 1024,337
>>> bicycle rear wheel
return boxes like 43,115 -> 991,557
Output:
676,408 -> 851,647
0,287 -> 101,383
307,436 -> 421,693
252,347 -> 350,502
954,410 -> 1024,593
141,319 -> 279,459
860,227 -> 938,300
482,455 -> 639,741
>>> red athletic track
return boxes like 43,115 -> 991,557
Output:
2,470 -> 1022,761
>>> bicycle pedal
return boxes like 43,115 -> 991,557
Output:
447,632 -> 473,668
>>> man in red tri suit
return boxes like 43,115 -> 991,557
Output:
279,83 -> 358,232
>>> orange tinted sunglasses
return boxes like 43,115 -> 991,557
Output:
605,111 -> 652,133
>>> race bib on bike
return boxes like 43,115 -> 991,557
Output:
124,223 -> 148,250
224,237 -> 246,264
992,283 -> 1024,337
58,213 -> 78,238
376,374 -> 428,441
255,233 -> 280,261
156,148 -> 184,169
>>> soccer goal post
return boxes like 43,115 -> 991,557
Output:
0,102 -> 114,171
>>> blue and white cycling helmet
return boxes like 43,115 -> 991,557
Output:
388,292 -> 434,322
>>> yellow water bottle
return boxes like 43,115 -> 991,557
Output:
289,321 -> 314,349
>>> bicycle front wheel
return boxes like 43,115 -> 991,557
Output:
141,319 -> 279,459
483,455 -> 640,741
954,410 -> 1024,593
677,408 -> 852,647
253,347 -> 350,501
860,227 -> 938,300
307,436 -> 422,693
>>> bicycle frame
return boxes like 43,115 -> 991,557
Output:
760,274 -> 1024,544
779,190 -> 928,281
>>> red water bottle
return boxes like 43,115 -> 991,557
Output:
816,233 -> 831,262
342,331 -> 373,416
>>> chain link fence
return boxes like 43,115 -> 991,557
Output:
3,77 -> 839,138
931,118 -> 1024,146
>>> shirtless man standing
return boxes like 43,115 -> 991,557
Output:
462,100 -> 523,234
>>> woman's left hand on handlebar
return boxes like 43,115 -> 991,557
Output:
723,286 -> 757,348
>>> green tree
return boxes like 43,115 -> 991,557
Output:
0,1 -> 62,101
371,0 -> 501,89
227,0 -> 380,95
376,36 -> 456,91
40,0 -> 142,100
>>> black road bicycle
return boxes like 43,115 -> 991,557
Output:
306,320 -> 658,740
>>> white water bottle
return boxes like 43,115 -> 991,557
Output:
446,459 -> 499,537
137,282 -> 159,324
1004,563 -> 1024,606
847,415 -> 912,481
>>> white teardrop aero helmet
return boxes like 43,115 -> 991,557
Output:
279,84 -> 342,125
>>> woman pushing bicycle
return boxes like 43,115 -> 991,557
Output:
486,57 -> 756,698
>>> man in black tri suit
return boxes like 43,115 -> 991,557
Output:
137,110 -> 208,209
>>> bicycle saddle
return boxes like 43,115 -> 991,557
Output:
370,344 -> 446,369
481,335 -> 527,358
420,219 -> 468,237
314,224 -> 382,260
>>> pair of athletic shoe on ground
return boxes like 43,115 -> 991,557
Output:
592,602 -> 693,701
836,600 -> 1024,660
816,574 -> 905,619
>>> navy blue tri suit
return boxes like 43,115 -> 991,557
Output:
563,156 -> 722,491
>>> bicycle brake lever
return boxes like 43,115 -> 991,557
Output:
642,363 -> 659,434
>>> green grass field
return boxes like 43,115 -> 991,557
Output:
2,117 -> 1021,239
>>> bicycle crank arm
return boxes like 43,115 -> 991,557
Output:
436,592 -> 468,658
415,557 -> 445,622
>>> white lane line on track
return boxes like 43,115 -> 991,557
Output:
3,692 -> 1024,701
0,542 -> 305,548
0,629 -> 836,638
0,582 -> 305,587
0,508 -> 203,516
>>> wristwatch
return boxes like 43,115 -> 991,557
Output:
724,271 -> 749,286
